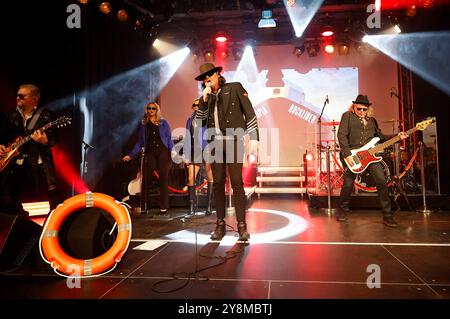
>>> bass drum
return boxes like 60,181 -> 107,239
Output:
354,160 -> 390,192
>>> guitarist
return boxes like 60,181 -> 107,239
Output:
0,84 -> 59,215
336,94 -> 408,227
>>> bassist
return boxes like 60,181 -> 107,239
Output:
336,94 -> 408,227
0,84 -> 60,215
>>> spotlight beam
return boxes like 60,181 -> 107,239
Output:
364,31 -> 450,96
284,0 -> 325,38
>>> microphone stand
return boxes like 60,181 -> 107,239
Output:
317,96 -> 329,186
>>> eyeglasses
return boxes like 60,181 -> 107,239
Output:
17,94 -> 28,99
356,107 -> 368,111
147,107 -> 157,110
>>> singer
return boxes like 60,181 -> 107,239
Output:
122,102 -> 175,215
194,62 -> 259,241
0,84 -> 61,215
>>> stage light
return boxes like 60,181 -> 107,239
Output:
363,31 -> 450,96
99,2 -> 112,14
133,19 -> 143,30
78,0 -> 89,4
293,45 -> 305,57
338,43 -> 350,55
375,0 -> 381,11
406,5 -> 417,17
422,0 -> 434,8
258,10 -> 276,28
219,50 -> 228,59
204,49 -> 214,62
284,0 -> 324,37
117,9 -> 129,22
324,44 -> 334,54
394,24 -> 402,33
215,32 -> 228,43
306,44 -> 320,57
305,153 -> 313,162
321,25 -> 334,37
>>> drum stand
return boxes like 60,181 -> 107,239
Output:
416,141 -> 434,214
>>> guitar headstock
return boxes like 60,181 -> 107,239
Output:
55,116 -> 72,128
416,117 -> 436,131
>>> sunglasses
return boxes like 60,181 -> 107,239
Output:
204,70 -> 217,79
17,94 -> 28,99
356,107 -> 368,111
147,107 -> 157,110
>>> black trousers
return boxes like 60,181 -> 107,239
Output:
0,161 -> 60,214
209,139 -> 246,223
142,148 -> 170,210
339,161 -> 392,216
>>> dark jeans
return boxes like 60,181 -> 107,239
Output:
209,139 -> 246,223
142,148 -> 170,210
339,161 -> 392,216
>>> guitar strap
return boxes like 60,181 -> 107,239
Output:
27,107 -> 45,132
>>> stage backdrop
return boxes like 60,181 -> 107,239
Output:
160,44 -> 398,167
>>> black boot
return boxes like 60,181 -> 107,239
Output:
383,214 -> 399,228
206,182 -> 214,216
336,209 -> 348,222
188,185 -> 195,215
210,219 -> 226,240
237,222 -> 250,241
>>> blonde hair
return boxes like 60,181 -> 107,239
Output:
348,103 -> 374,118
142,102 -> 162,125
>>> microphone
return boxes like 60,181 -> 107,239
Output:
325,95 -> 329,104
81,140 -> 94,150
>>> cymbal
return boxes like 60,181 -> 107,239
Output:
322,121 -> 340,126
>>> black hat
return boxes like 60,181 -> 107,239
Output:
195,63 -> 223,81
352,94 -> 372,106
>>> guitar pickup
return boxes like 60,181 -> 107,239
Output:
353,155 -> 361,165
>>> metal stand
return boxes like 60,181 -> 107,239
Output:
321,144 -> 336,215
226,172 -> 235,216
416,141 -> 433,214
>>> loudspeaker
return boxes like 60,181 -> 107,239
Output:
0,213 -> 42,271
58,208 -> 117,259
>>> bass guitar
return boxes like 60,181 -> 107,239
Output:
0,116 -> 71,172
343,117 -> 435,174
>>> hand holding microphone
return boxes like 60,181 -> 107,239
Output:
203,82 -> 212,102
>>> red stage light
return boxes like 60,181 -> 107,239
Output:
321,26 -> 334,37
215,32 -> 228,43
324,44 -> 334,54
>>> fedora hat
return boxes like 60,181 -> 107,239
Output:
195,63 -> 223,81
352,94 -> 372,106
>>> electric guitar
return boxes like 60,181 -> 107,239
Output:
343,117 -> 435,174
0,116 -> 72,172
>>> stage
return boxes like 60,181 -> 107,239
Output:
1,197 -> 450,299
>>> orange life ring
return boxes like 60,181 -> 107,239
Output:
39,192 -> 132,277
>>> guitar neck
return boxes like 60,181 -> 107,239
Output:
14,122 -> 54,149
369,126 -> 418,154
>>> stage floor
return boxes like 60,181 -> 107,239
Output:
1,197 -> 450,300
